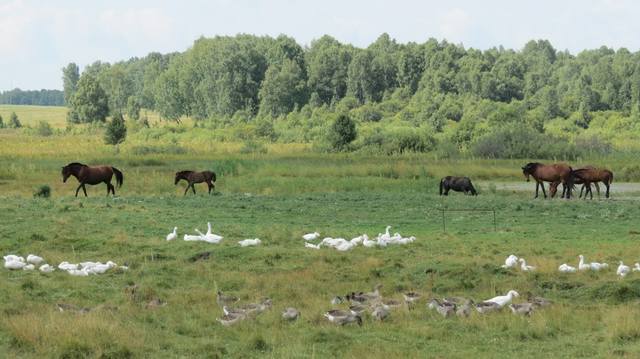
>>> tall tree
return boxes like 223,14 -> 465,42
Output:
68,74 -> 109,123
62,63 -> 80,105
259,59 -> 308,116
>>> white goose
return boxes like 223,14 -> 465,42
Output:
67,268 -> 89,277
350,234 -> 367,245
303,232 -> 320,241
484,290 -> 519,307
238,238 -> 261,247
617,261 -> 630,278
39,264 -> 55,273
519,258 -> 536,271
84,261 -> 117,274
362,236 -> 377,248
4,255 -> 24,262
166,227 -> 177,241
379,226 -> 392,242
58,262 -> 79,271
335,241 -> 356,252
4,259 -> 26,270
501,255 -> 519,269
23,264 -> 35,271
183,233 -> 202,241
577,255 -> 591,271
304,242 -> 321,249
558,263 -> 577,273
633,263 -> 640,272
204,222 -> 223,243
26,254 -> 44,265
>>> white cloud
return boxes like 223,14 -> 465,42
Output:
438,7 -> 471,43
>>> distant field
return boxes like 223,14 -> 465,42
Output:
0,105 -> 68,128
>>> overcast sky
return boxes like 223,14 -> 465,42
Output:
1,0 -> 640,90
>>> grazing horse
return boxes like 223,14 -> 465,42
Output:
62,162 -> 123,197
568,167 -> 613,199
521,162 -> 572,199
439,176 -> 478,196
174,170 -> 217,196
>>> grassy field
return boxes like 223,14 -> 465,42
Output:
2,106 -> 640,358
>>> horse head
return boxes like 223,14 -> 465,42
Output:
521,163 -> 539,182
61,162 -> 85,182
174,171 -> 188,185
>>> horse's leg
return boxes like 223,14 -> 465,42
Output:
605,181 -> 610,198
534,182 -> 539,199
191,183 -> 196,195
207,180 -> 213,194
183,184 -> 190,196
82,184 -> 88,197
595,182 -> 601,198
541,181 -> 547,199
579,185 -> 585,198
75,183 -> 83,197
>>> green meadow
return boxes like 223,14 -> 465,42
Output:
2,105 -> 640,358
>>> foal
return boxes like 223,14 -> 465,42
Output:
174,170 -> 217,196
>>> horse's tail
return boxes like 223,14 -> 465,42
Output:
608,170 -> 614,184
439,178 -> 444,195
112,167 -> 124,188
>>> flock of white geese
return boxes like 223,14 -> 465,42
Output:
3,254 -> 126,276
303,226 -> 416,251
166,222 -> 261,247
501,254 -> 640,277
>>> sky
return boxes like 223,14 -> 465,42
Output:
2,0 -> 640,91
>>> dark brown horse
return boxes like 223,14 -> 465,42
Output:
551,166 -> 600,198
62,162 -> 123,197
521,162 -> 572,199
568,167 -> 613,199
439,176 -> 478,196
174,170 -> 216,196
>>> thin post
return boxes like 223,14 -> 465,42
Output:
493,210 -> 497,232
442,208 -> 446,233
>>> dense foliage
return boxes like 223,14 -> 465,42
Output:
63,34 -> 640,157
104,113 -> 127,145
0,89 -> 64,106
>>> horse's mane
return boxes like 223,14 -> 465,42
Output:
66,162 -> 87,168
523,162 -> 543,170
175,170 -> 194,176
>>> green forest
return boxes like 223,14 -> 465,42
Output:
0,89 -> 64,106
62,34 -> 640,157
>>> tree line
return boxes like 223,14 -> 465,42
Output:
0,89 -> 64,106
62,33 -> 640,155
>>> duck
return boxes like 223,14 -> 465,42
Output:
217,312 -> 246,326
26,254 -> 44,265
577,255 -> 591,271
509,302 -> 534,316
633,263 -> 640,272
216,291 -> 239,306
558,263 -> 577,273
527,295 -> 552,307
331,296 -> 344,305
456,299 -> 474,317
346,292 -> 368,304
183,233 -> 202,242
58,261 -> 79,271
67,268 -> 89,277
305,242 -> 321,249
474,301 -> 501,314
617,261 -> 631,278
381,299 -> 403,309
238,238 -> 261,247
281,307 -> 299,321
403,292 -> 421,305
501,255 -> 519,268
484,290 -> 519,307
372,305 -> 390,321
427,299 -> 456,317
350,234 -> 367,245
4,259 -> 26,270
335,241 -> 356,252
4,255 -> 25,263
362,236 -> 377,248
349,303 -> 367,315
166,227 -> 177,241
362,284 -> 383,300
324,310 -> 362,326
39,264 -> 55,273
303,232 -> 320,241
519,258 -> 536,271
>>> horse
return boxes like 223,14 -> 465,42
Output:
61,162 -> 123,197
521,162 -> 572,199
551,166 -> 601,198
439,176 -> 478,196
174,170 -> 217,196
568,167 -> 613,199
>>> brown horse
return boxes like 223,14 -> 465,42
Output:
174,170 -> 217,196
62,162 -> 123,197
521,162 -> 572,199
568,167 -> 613,199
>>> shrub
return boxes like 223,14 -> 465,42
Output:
0,114 -> 4,128
240,140 -> 268,154
36,121 -> 53,136
8,112 -> 21,128
327,114 -> 356,151
130,145 -> 188,155
104,114 -> 127,145
33,185 -> 51,198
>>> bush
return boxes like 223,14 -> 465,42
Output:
130,145 -> 188,155
36,121 -> 53,136
471,124 -> 578,159
104,114 -> 127,145
33,185 -> 51,198
8,112 -> 21,128
0,114 -> 4,128
327,114 -> 356,151
240,140 -> 268,154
